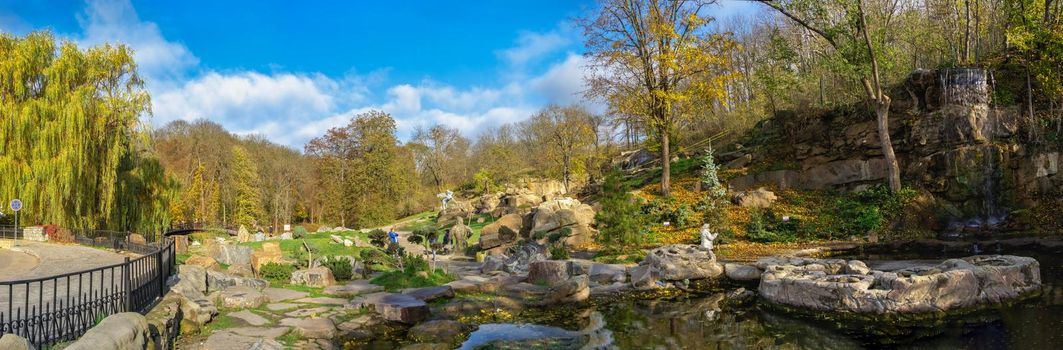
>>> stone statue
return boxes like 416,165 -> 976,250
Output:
700,223 -> 718,252
438,190 -> 454,211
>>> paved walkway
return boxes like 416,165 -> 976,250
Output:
0,246 -> 39,281
0,241 -> 135,319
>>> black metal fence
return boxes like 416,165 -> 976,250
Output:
0,228 -> 175,347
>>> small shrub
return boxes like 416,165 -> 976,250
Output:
745,208 -> 796,243
320,256 -> 353,281
368,229 -> 388,247
531,231 -> 548,241
50,227 -> 75,243
643,198 -> 695,227
407,234 -> 425,245
403,254 -> 429,274
293,226 -> 309,238
260,262 -> 296,282
549,244 -> 570,260
360,249 -> 393,268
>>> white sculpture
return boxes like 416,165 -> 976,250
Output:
700,223 -> 718,252
437,190 -> 454,211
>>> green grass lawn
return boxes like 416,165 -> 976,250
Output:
427,213 -> 496,246
239,230 -> 372,260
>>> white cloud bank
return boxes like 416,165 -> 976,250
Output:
75,0 -> 599,148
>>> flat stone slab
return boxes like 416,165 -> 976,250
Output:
264,287 -> 309,302
285,306 -> 331,318
279,317 -> 337,339
214,286 -> 268,309
358,293 -> 429,324
323,280 -> 384,296
201,331 -> 284,349
295,296 -> 349,305
402,285 -> 455,302
226,326 -> 290,339
228,310 -> 269,326
266,303 -> 299,311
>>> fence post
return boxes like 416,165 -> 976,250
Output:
156,244 -> 164,299
123,257 -> 131,312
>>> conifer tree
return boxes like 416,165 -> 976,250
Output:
231,145 -> 262,228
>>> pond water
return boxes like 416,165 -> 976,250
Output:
457,249 -> 1063,350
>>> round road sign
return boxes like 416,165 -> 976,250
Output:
10,199 -> 22,212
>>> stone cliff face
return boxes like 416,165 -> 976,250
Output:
726,68 -> 1062,231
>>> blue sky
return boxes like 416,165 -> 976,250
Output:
0,0 -> 761,147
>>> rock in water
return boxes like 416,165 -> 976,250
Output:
359,293 -> 430,324
526,260 -> 571,286
758,255 -> 1041,314
640,244 -> 723,281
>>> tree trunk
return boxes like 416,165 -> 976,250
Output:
660,128 -> 671,197
875,96 -> 902,192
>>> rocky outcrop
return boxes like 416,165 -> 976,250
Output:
208,244 -> 253,266
251,242 -> 285,270
479,243 -> 548,275
526,260 -> 571,286
438,199 -> 475,223
758,255 -> 1041,314
528,198 -> 598,248
726,68 -> 1062,228
640,244 -> 723,281
479,213 -> 523,250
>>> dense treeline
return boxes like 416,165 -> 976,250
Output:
0,31 -> 175,234
5,0 -> 1061,233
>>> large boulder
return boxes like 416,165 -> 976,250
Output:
731,187 -> 778,208
758,255 -> 1041,314
724,263 -> 763,282
237,225 -> 252,243
206,269 -> 268,292
186,255 -> 221,270
530,198 -> 595,234
438,199 -> 475,223
640,244 -> 723,281
65,313 -> 148,350
0,334 -> 31,350
588,263 -> 627,284
526,260 -> 571,286
479,213 -> 523,249
290,267 -> 336,287
209,244 -> 253,266
483,243 -> 549,275
251,242 -> 285,270
359,293 -> 430,324
476,193 -> 502,213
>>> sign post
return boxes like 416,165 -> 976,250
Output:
10,199 -> 22,244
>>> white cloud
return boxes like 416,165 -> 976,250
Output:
152,72 -> 334,124
530,53 -> 591,106
77,0 -> 198,85
61,0 -> 599,147
498,29 -> 572,67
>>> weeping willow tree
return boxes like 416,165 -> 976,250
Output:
0,31 -> 175,234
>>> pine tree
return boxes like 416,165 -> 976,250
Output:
231,146 -> 262,228
595,172 -> 647,253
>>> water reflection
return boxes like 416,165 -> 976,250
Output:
457,250 -> 1062,349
